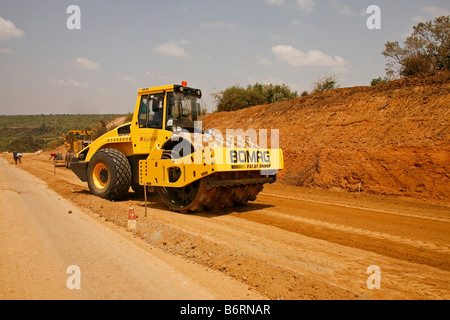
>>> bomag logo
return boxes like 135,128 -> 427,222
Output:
140,136 -> 158,142
230,150 -> 270,164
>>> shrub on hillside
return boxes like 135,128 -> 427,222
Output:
382,16 -> 450,78
370,76 -> 389,86
213,83 -> 298,112
312,75 -> 339,93
7,137 -> 46,153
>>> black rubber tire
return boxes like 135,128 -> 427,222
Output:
130,181 -> 152,196
68,153 -> 76,169
65,153 -> 74,168
157,179 -> 203,213
87,149 -> 132,200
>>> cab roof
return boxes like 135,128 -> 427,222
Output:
138,84 -> 202,97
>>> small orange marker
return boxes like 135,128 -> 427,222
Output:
127,205 -> 136,232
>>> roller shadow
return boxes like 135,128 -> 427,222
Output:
193,202 -> 275,218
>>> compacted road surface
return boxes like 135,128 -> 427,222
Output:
0,157 -> 264,300
1,153 -> 449,300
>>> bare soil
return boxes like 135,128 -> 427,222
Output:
0,157 -> 265,300
2,151 -> 449,300
1,73 -> 449,300
205,72 -> 450,205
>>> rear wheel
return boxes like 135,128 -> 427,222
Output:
87,149 -> 131,200
65,153 -> 75,168
131,181 -> 153,196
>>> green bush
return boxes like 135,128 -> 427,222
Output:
213,83 -> 298,112
7,137 -> 46,153
370,76 -> 389,86
0,114 -> 125,152
312,75 -> 339,93
382,16 -> 450,78
46,138 -> 65,150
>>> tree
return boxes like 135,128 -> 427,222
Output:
213,83 -> 298,112
370,76 -> 389,86
382,15 -> 450,78
311,75 -> 339,94
7,136 -> 46,153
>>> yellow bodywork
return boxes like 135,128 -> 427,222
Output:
139,146 -> 283,188
64,130 -> 93,154
79,85 -> 176,161
74,83 -> 283,191
81,129 -> 134,162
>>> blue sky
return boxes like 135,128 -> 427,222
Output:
0,0 -> 449,115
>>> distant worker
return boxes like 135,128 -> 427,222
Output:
49,153 -> 57,161
13,151 -> 22,164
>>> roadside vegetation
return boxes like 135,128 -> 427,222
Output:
0,114 -> 125,153
3,16 -> 446,151
212,83 -> 299,112
372,15 -> 449,84
214,16 -> 448,112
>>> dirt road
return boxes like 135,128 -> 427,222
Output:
0,157 -> 265,300
1,152 -> 449,300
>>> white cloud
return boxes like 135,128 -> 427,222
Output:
154,41 -> 189,57
0,47 -> 12,54
328,0 -> 358,16
52,79 -> 89,88
145,70 -> 178,83
145,70 -> 167,80
116,74 -> 138,86
331,66 -> 350,74
291,19 -> 302,27
0,17 -> 24,41
412,16 -> 426,23
296,0 -> 315,12
411,6 -> 450,28
261,77 -> 285,85
257,56 -> 273,66
263,0 -> 285,6
272,45 -> 347,67
421,6 -> 450,18
73,57 -> 100,70
199,21 -> 235,29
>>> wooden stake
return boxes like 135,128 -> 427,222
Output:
144,184 -> 148,218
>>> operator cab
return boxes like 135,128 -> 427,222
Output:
168,84 -> 203,133
137,82 -> 205,134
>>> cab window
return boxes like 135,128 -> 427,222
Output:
138,93 -> 165,129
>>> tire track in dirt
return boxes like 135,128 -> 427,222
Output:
230,199 -> 450,272
250,207 -> 450,255
262,192 -> 450,223
4,153 -> 450,299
